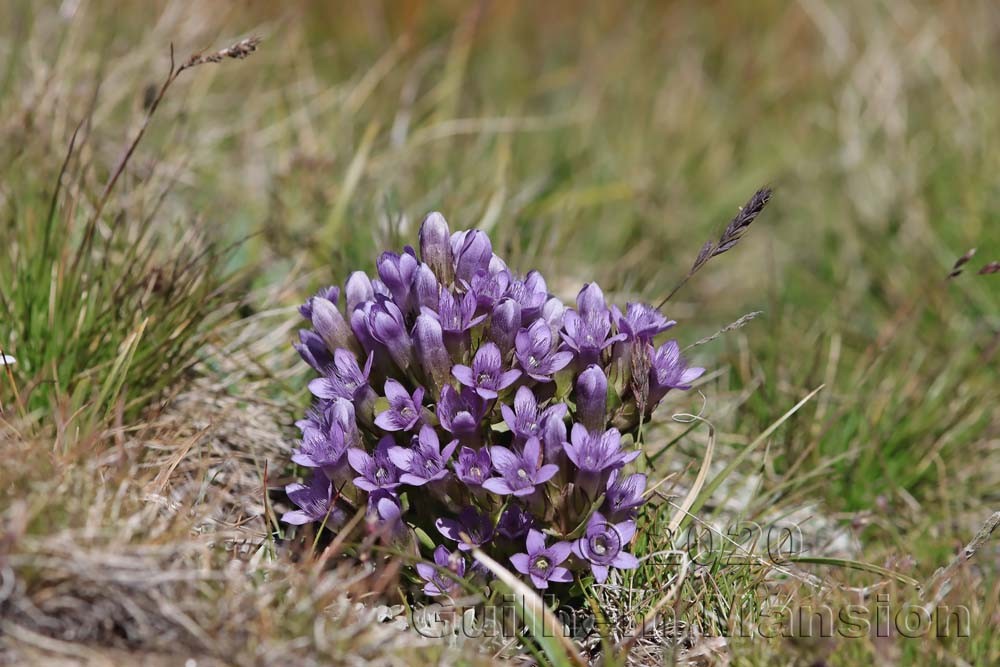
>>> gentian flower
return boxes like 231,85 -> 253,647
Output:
286,211 -> 711,604
505,271 -> 548,319
436,507 -> 495,551
469,268 -> 511,309
367,297 -> 413,370
454,446 -> 492,487
299,286 -> 341,320
308,349 -> 374,402
497,505 -> 535,540
282,471 -> 344,526
388,425 -> 458,486
565,424 -> 640,496
482,437 -> 558,497
374,379 -> 425,432
488,298 -> 521,356
344,271 -> 375,312
510,529 -> 573,589
432,287 -> 486,343
453,230 -> 493,284
514,319 -> 573,382
452,342 -> 521,399
572,512 -> 639,583
574,364 -> 608,432
612,302 -> 675,342
294,330 -> 333,372
416,545 -> 466,597
436,384 -> 487,441
418,212 -> 454,283
377,249 -> 419,312
501,386 -> 567,442
648,340 -> 705,406
603,470 -> 647,520
348,437 -> 401,492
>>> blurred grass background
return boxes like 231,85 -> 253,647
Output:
1,0 -> 998,665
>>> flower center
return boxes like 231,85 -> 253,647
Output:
478,372 -> 492,385
527,355 -> 539,367
470,466 -> 481,479
533,557 -> 550,572
516,468 -> 529,480
375,467 -> 389,484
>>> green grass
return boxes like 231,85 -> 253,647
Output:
1,1 -> 998,665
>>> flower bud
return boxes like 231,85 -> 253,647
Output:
576,364 -> 608,432
418,212 -> 454,283
488,298 -> 521,356
576,282 -> 607,318
414,263 -> 439,311
413,313 -> 452,391
368,299 -> 413,371
311,297 -> 353,352
345,271 -> 374,313
377,250 -> 418,313
454,230 -> 492,284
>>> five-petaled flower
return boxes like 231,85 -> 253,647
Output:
374,379 -> 425,432
416,545 -> 467,597
510,529 -> 574,589
572,512 -> 639,583
452,342 -> 521,399
388,425 -> 459,486
482,437 -> 559,497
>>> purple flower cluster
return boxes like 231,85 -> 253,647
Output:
284,213 -> 704,594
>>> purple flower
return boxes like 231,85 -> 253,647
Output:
540,408 -> 569,464
453,230 -> 493,284
436,507 -> 495,551
561,310 -> 626,366
454,446 -> 492,487
509,529 -> 573,589
603,470 -> 647,520
367,297 -> 413,370
648,340 -> 705,406
299,286 -> 341,320
348,437 -> 401,492
514,319 -> 574,382
344,271 -> 374,312
366,489 -> 404,538
412,313 -> 452,391
576,283 -> 608,319
497,505 -> 535,540
488,298 -> 521,356
418,212 -> 454,283
416,545 -> 466,597
571,512 -> 639,583
295,329 -> 334,372
566,424 -> 639,497
388,425 -> 459,486
482,437 -> 558,497
374,379 -> 425,432
437,384 -> 488,440
414,263 -> 439,311
575,365 -> 608,432
612,302 -> 675,342
308,349 -> 374,402
310,293 -> 353,352
433,288 -> 486,339
292,400 -> 357,470
505,271 -> 548,318
452,342 -> 521,399
469,268 -> 511,310
282,471 -> 344,526
377,249 -> 419,312
501,386 -> 567,442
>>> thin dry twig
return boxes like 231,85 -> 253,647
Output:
923,511 -> 1000,607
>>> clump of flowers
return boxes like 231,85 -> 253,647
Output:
285,213 -> 704,595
